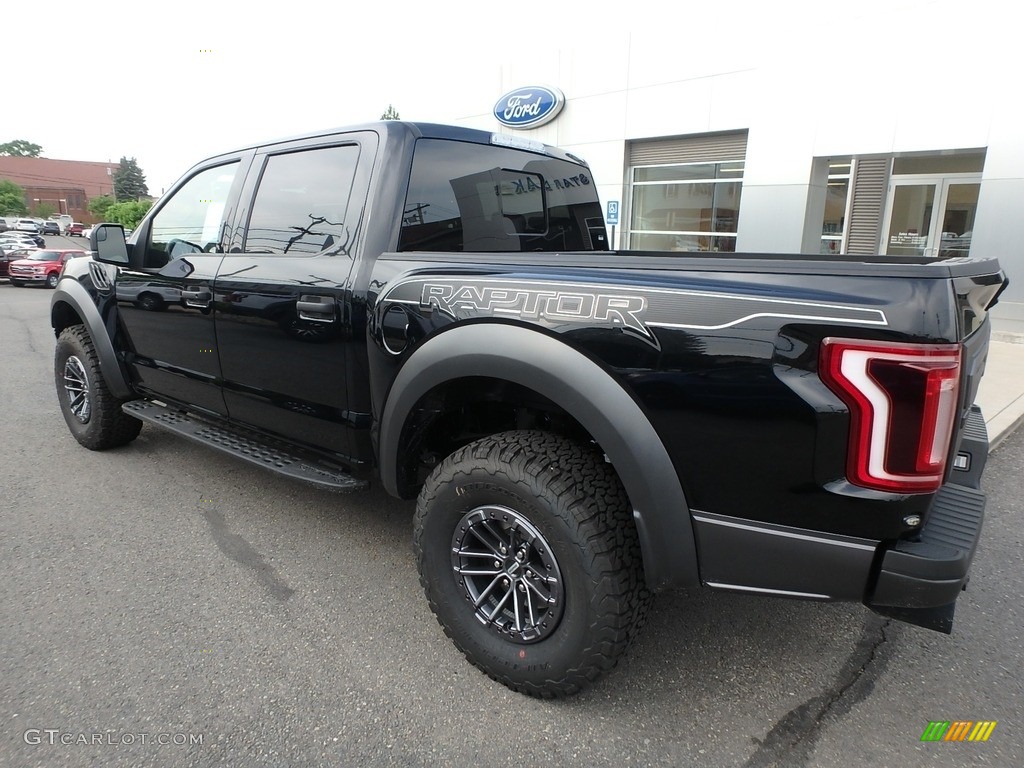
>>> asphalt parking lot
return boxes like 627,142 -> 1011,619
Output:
2,282 -> 1022,767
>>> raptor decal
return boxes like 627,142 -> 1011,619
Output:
419,282 -> 651,339
377,275 -> 888,352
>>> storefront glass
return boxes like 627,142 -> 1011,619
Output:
882,150 -> 984,258
628,161 -> 743,252
820,160 -> 851,255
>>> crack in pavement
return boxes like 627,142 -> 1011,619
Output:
0,308 -> 40,354
202,507 -> 295,601
743,614 -> 893,768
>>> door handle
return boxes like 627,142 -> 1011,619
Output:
182,288 -> 212,308
297,295 -> 336,323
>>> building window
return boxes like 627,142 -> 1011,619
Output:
820,159 -> 851,255
628,161 -> 743,251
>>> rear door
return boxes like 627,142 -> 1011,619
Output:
213,132 -> 376,457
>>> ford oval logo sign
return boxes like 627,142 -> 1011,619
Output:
493,86 -> 565,129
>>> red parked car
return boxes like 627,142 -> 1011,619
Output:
8,249 -> 88,288
67,222 -> 87,237
1,246 -> 35,277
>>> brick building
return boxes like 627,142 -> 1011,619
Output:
0,156 -> 118,223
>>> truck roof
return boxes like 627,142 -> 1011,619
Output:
202,121 -> 585,167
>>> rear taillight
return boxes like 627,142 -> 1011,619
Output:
820,338 -> 961,494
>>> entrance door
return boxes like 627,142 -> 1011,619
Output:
883,176 -> 980,258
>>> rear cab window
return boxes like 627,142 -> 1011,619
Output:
398,139 -> 607,253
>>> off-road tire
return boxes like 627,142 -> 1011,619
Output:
414,430 -> 650,698
55,325 -> 142,450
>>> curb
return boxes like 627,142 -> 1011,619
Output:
989,410 -> 1024,453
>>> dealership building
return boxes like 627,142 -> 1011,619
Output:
440,25 -> 1021,333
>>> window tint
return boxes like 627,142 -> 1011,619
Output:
244,145 -> 360,256
399,139 -> 607,252
147,162 -> 239,267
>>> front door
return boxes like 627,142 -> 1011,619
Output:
882,175 -> 980,258
114,160 -> 246,415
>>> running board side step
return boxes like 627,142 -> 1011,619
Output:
123,400 -> 369,492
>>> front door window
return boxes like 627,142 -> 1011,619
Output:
146,163 -> 240,267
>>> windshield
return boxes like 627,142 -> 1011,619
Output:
27,250 -> 61,261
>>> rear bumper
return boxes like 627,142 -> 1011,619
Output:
865,407 -> 988,632
691,407 -> 989,633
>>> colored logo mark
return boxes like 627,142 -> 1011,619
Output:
493,86 -> 565,129
920,721 -> 997,742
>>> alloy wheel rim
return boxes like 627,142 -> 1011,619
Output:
63,355 -> 91,423
451,505 -> 565,643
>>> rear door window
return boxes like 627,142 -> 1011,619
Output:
243,144 -> 361,256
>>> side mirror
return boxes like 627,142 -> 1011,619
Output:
90,223 -> 129,265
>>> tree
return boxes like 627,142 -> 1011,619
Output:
380,104 -> 400,120
104,200 -> 153,229
0,140 -> 43,157
0,179 -> 29,215
113,156 -> 149,201
33,202 -> 57,219
88,195 -> 117,219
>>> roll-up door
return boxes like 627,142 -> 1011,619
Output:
627,131 -> 748,252
628,132 -> 749,166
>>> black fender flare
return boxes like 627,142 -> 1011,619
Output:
379,323 -> 698,590
50,279 -> 133,400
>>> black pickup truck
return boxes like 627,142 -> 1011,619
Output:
51,121 -> 1007,697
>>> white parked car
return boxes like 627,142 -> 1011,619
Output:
50,214 -> 73,234
115,282 -> 183,311
0,235 -> 40,251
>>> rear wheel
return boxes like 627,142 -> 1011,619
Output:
137,292 -> 164,311
414,430 -> 650,697
55,325 -> 142,450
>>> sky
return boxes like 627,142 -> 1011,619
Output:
5,0 -> 1018,196
8,0 -> 507,193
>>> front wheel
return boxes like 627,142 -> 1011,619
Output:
46,272 -> 59,288
55,325 -> 142,450
414,431 -> 650,698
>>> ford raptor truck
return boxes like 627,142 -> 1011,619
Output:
49,121 -> 1008,697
